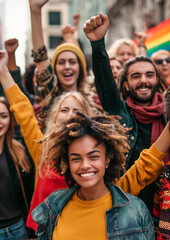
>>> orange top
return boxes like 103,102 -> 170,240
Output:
52,191 -> 112,240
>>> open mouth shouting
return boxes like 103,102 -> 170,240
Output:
63,72 -> 74,80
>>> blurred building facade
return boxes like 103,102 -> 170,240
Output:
41,0 -> 69,58
38,0 -> 109,60
0,0 -> 169,69
0,0 -> 5,49
32,0 -> 169,61
106,0 -> 170,49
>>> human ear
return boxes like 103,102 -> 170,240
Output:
105,158 -> 110,169
156,76 -> 159,85
124,81 -> 129,91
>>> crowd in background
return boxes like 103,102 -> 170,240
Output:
0,0 -> 170,239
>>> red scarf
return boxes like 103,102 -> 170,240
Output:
126,92 -> 169,164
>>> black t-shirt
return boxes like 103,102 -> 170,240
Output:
0,149 -> 22,228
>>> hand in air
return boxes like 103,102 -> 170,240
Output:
83,13 -> 109,42
135,23 -> 148,45
5,38 -> 19,55
0,50 -> 8,69
29,0 -> 49,10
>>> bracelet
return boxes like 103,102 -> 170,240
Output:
138,44 -> 147,49
31,45 -> 48,63
36,65 -> 52,83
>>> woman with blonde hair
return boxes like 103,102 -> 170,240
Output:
107,25 -> 147,65
151,50 -> 170,86
0,96 -> 34,240
108,38 -> 138,64
43,91 -> 91,139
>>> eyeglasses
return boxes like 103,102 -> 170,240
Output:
154,57 -> 170,65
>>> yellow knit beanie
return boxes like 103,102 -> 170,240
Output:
51,43 -> 86,74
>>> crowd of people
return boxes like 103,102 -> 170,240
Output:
0,0 -> 169,239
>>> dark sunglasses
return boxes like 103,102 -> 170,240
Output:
154,57 -> 170,65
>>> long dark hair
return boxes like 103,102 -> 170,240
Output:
0,97 -> 31,172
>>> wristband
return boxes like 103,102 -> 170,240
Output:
31,45 -> 48,62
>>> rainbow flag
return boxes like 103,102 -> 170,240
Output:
145,18 -> 170,57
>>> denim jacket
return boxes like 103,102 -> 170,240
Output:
32,184 -> 155,240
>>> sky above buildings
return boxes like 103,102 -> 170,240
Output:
2,0 -> 30,72
1,0 -> 107,73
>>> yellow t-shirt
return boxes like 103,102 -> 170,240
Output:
52,191 -> 112,240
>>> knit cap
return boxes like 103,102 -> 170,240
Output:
51,43 -> 86,74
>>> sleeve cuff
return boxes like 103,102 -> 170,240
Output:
91,38 -> 105,50
5,84 -> 24,104
147,144 -> 166,159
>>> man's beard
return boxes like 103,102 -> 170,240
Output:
128,84 -> 158,104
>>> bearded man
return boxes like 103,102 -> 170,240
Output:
83,13 -> 168,215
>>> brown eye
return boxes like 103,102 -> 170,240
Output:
57,61 -> 65,65
60,109 -> 68,113
69,60 -> 77,65
71,157 -> 80,162
1,114 -> 8,118
90,155 -> 99,160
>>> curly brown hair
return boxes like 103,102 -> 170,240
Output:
41,112 -> 130,187
119,56 -> 168,100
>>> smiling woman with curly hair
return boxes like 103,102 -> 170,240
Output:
32,112 -> 157,240
42,113 -> 129,187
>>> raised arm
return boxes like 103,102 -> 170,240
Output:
5,38 -> 18,71
61,14 -> 81,48
83,13 -> 122,115
0,40 -> 19,98
117,121 -> 170,195
73,13 -> 80,45
83,13 -> 109,42
135,23 -> 147,57
4,38 -> 35,104
0,50 -> 43,184
29,0 -> 59,125
0,51 -> 14,89
29,0 -> 50,73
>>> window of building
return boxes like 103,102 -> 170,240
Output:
159,0 -> 165,21
49,11 -> 61,25
49,36 -> 63,49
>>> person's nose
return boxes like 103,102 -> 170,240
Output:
140,74 -> 147,83
67,109 -> 74,117
64,61 -> 70,68
113,67 -> 118,74
162,59 -> 167,65
123,55 -> 130,63
80,158 -> 90,170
